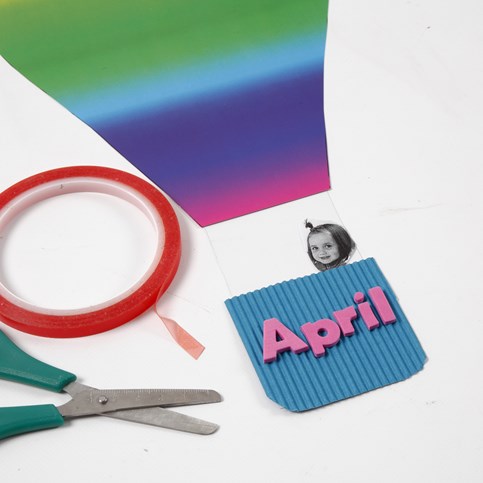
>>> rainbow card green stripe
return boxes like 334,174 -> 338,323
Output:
0,0 -> 330,226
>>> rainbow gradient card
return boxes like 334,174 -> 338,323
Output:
0,0 -> 330,226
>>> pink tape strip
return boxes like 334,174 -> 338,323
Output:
155,308 -> 205,360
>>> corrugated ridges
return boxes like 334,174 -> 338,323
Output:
225,258 -> 426,411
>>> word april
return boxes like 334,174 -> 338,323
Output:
263,286 -> 396,363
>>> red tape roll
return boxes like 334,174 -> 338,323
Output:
0,166 -> 181,338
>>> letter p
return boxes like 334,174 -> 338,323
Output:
301,318 -> 341,357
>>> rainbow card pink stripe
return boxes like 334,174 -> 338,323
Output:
0,0 -> 330,226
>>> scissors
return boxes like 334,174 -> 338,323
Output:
0,330 -> 222,440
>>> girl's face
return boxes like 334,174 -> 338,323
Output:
309,231 -> 340,265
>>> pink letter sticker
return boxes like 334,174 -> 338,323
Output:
300,319 -> 341,357
368,286 -> 397,325
354,292 -> 380,330
263,318 -> 309,363
333,306 -> 358,336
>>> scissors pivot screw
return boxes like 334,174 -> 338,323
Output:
97,396 -> 109,405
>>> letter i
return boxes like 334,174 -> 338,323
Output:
353,292 -> 379,330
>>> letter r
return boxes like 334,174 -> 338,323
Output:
333,306 -> 358,336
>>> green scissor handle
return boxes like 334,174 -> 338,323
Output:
0,405 -> 64,441
0,330 -> 76,392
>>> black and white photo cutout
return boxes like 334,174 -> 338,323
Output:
305,220 -> 356,272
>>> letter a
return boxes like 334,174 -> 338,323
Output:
263,318 -> 309,363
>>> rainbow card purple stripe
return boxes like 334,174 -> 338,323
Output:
0,0 -> 330,226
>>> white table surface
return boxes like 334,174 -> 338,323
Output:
1,1 -> 482,481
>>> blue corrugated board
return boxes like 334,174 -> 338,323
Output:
225,258 -> 426,411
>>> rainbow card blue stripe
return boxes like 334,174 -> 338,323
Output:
0,0 -> 330,225
225,259 -> 427,411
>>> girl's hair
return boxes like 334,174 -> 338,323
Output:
305,221 -> 356,271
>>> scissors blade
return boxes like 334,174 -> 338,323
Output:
59,382 -> 222,418
102,407 -> 219,435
